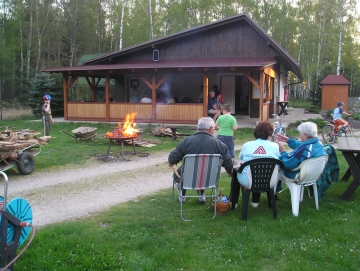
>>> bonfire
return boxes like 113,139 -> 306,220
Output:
104,112 -> 139,138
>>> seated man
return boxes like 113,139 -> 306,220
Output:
208,90 -> 221,121
275,121 -> 325,198
168,117 -> 233,204
140,93 -> 152,103
332,101 -> 351,134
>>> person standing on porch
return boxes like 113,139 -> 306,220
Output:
42,94 -> 54,139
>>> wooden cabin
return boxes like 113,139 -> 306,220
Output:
320,75 -> 350,111
43,13 -> 302,124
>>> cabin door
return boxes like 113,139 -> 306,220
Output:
220,76 -> 235,114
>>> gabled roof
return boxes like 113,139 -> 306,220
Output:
43,13 -> 302,80
83,13 -> 301,79
320,75 -> 351,85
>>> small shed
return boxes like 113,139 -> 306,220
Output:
320,75 -> 350,110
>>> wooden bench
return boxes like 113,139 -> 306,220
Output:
167,126 -> 197,141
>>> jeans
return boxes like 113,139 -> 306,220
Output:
217,135 -> 235,159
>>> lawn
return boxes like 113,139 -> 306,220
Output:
1,117 -> 359,270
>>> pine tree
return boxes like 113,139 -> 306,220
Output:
28,73 -> 63,116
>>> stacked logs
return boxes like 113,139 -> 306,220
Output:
152,126 -> 177,138
0,128 -> 48,160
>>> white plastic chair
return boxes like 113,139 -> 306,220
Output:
279,155 -> 328,216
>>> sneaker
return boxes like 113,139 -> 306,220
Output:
251,202 -> 259,208
198,196 -> 206,204
230,202 -> 238,209
178,195 -> 186,203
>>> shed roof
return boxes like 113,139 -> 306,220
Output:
320,75 -> 351,85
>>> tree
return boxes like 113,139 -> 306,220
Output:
28,72 -> 63,116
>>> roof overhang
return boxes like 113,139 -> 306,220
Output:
43,58 -> 278,76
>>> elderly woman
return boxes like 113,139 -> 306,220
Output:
230,121 -> 280,208
274,121 -> 325,198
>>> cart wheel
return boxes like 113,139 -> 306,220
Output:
16,152 -> 35,175
0,198 -> 32,245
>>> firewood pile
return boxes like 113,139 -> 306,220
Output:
152,126 -> 177,138
122,137 -> 161,147
0,128 -> 48,159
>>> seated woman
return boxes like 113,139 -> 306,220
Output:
215,94 -> 223,114
274,121 -> 325,199
230,121 -> 280,208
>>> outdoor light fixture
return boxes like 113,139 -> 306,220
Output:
153,50 -> 159,61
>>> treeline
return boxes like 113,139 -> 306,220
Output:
1,0 -> 360,103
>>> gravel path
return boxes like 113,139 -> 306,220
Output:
5,152 -> 172,227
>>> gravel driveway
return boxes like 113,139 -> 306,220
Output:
5,152 -> 172,227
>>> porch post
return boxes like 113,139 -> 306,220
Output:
259,72 -> 265,121
63,74 -> 68,120
105,74 -> 110,121
203,74 -> 208,117
151,74 -> 156,122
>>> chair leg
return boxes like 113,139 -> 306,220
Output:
242,189 -> 250,221
285,182 -> 301,216
268,190 -> 277,219
313,183 -> 319,210
300,186 -> 304,202
172,182 -> 176,211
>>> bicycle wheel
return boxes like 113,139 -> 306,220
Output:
322,124 -> 335,144
279,127 -> 286,137
346,125 -> 353,137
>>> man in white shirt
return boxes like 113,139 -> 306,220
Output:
140,93 -> 152,103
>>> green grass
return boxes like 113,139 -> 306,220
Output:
2,117 -> 360,270
16,153 -> 360,270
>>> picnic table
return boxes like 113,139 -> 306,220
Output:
337,137 -> 360,200
167,126 -> 197,141
277,101 -> 289,116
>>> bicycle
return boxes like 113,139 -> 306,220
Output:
322,116 -> 353,144
272,114 -> 287,141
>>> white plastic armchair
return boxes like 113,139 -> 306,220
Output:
279,155 -> 328,216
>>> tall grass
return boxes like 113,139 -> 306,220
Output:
1,99 -> 34,120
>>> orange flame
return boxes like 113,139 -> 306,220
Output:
104,112 -> 139,138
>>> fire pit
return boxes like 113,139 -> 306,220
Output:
104,113 -> 140,159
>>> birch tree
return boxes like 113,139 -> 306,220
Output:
119,0 -> 125,49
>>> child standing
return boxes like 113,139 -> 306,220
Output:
42,94 -> 54,138
215,103 -> 238,164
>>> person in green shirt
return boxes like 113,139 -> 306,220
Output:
215,103 -> 238,164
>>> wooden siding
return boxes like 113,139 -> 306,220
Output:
156,104 -> 203,121
109,103 -> 152,120
321,85 -> 349,110
68,103 -> 106,118
119,22 -> 276,62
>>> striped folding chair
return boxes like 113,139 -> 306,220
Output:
172,154 -> 223,221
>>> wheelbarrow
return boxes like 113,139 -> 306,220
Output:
60,127 -> 97,142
